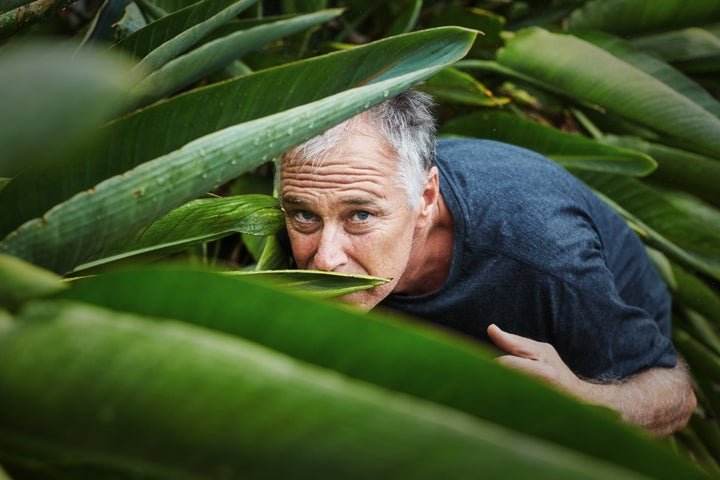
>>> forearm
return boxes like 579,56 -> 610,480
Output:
577,362 -> 696,436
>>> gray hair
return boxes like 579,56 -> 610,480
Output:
278,89 -> 437,207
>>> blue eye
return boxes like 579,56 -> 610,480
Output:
352,211 -> 371,221
294,211 -> 315,222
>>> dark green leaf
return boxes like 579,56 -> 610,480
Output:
132,9 -> 343,105
228,269 -> 388,296
0,299 -> 664,480
420,67 -> 509,107
0,27 -> 476,238
441,111 -> 657,176
0,42 -> 138,178
56,266 -> 707,480
602,135 -> 720,208
565,0 -> 720,36
73,194 -> 283,273
0,254 -> 66,310
1,28 -> 478,274
114,0 -> 255,65
496,28 -> 720,157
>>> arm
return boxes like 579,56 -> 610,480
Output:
487,324 -> 696,436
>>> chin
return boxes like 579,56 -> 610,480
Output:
337,286 -> 390,312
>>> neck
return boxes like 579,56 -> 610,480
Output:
395,194 -> 454,296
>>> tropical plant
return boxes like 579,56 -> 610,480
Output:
0,0 -> 719,478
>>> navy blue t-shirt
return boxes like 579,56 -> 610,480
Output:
381,139 -> 676,380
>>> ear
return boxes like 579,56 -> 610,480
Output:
416,167 -> 439,228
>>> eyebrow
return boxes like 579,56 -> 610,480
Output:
280,195 -> 380,208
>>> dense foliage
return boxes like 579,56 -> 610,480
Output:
1,0 -> 719,478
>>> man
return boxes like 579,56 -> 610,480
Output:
278,89 -> 696,435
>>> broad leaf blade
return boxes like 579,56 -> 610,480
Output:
114,0 -> 255,65
602,135 -> 720,208
72,194 -> 284,272
565,0 -> 720,36
228,269 -> 388,297
0,27 -> 477,238
0,299 -> 656,479
1,27 -> 478,273
496,28 -> 720,157
0,254 -> 66,310
133,9 -> 343,105
421,67 -> 509,107
0,42 -> 138,178
56,266 -> 708,480
574,31 -> 720,118
440,111 -> 656,176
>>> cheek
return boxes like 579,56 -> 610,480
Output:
287,230 -> 315,268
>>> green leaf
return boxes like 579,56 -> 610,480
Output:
631,27 -> 720,65
132,9 -> 343,105
496,28 -> 720,157
0,27 -> 476,239
0,299 -> 663,479
601,135 -> 720,208
0,27 -> 478,274
573,31 -> 720,119
57,266 -> 707,480
420,67 -> 509,107
386,0 -> 422,36
440,111 -> 657,176
115,0 -> 255,67
227,269 -> 388,297
674,328 -> 720,420
565,0 -> 720,36
426,5 -> 505,45
0,254 -> 67,311
0,42 -> 138,178
671,263 -> 720,330
72,194 -> 284,273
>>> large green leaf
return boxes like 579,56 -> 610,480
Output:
0,255 -> 66,311
0,27 -> 478,274
420,67 -> 510,107
72,194 -> 284,273
0,42 -> 138,178
227,269 -> 388,297
132,9 -> 343,105
601,135 -> 720,208
114,0 -> 255,66
495,28 -> 720,157
0,299 -> 659,479
440,111 -> 656,176
631,27 -> 720,66
671,263 -> 720,331
0,27 -> 476,238
56,266 -> 708,480
565,0 -> 720,36
572,30 -> 720,119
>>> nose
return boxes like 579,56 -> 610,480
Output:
313,225 -> 349,272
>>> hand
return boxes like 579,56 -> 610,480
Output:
487,324 -> 696,435
487,324 -> 584,398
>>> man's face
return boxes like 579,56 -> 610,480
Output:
279,119 -> 426,311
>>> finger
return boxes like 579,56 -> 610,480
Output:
487,324 -> 543,360
496,354 -> 564,388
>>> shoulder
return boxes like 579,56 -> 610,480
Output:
435,139 -> 625,281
